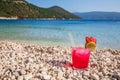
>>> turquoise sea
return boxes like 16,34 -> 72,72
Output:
0,20 -> 120,49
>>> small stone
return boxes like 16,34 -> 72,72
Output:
78,75 -> 84,80
102,69 -> 107,76
29,57 -> 33,62
33,78 -> 39,80
44,75 -> 51,80
58,70 -> 63,79
112,74 -> 120,80
3,78 -> 7,80
51,77 -> 56,80
101,78 -> 109,80
106,58 -> 111,63
63,72 -> 69,79
98,72 -> 103,78
40,63 -> 44,67
71,77 -> 78,80
117,64 -> 120,68
14,71 -> 20,76
18,76 -> 24,80
83,71 -> 90,77
11,75 -> 16,79
0,65 -> 3,70
42,67 -> 48,71
90,74 -> 99,80
73,71 -> 77,76
21,70 -> 26,75
24,73 -> 33,80
41,71 -> 47,75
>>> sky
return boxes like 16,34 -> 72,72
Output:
26,0 -> 120,13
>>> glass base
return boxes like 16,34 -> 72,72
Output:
72,66 -> 88,71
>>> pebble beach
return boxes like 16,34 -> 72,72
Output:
0,41 -> 120,80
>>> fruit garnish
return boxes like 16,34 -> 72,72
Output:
85,42 -> 96,51
86,36 -> 96,44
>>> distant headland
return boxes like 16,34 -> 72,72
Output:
74,11 -> 120,20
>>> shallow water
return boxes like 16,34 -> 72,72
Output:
0,20 -> 120,49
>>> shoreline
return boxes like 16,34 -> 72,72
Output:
0,18 -> 120,21
0,41 -> 120,80
0,39 -> 119,50
0,17 -> 80,20
0,17 -> 18,20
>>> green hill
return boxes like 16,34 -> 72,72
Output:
0,0 -> 80,19
49,6 -> 80,19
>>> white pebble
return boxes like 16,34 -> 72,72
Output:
11,75 -> 16,79
90,74 -> 99,80
83,71 -> 90,77
44,75 -> 51,80
24,73 -> 33,80
21,70 -> 26,75
18,76 -> 24,80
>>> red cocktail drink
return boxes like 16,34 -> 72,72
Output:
72,47 -> 91,69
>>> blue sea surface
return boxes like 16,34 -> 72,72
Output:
0,20 -> 120,49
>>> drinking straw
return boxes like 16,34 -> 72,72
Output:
68,32 -> 75,47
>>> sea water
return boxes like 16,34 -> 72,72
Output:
0,20 -> 120,49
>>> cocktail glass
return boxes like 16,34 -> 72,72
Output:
71,47 -> 91,69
